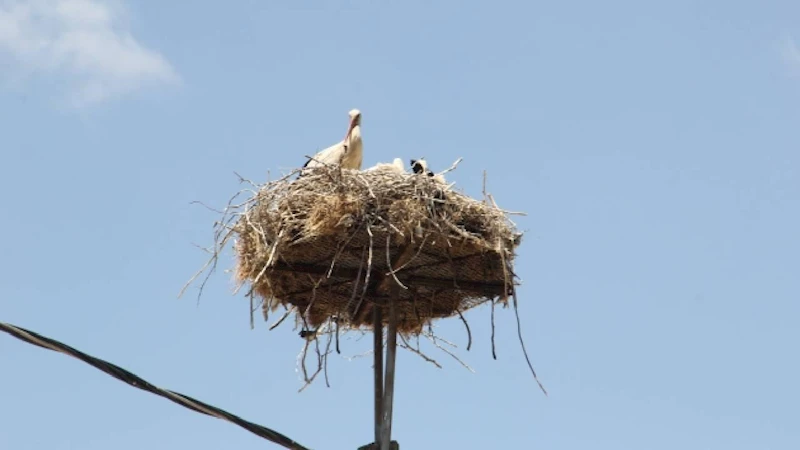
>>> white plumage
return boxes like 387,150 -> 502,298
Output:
365,157 -> 405,174
301,109 -> 363,176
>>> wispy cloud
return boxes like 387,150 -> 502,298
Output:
781,36 -> 800,77
0,0 -> 179,106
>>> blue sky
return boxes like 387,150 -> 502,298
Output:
1,0 -> 799,448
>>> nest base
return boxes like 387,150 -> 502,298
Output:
233,165 -> 521,334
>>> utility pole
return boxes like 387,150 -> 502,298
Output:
359,283 -> 400,450
373,304 -> 384,446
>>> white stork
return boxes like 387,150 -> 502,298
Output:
410,158 -> 446,184
301,109 -> 363,176
365,157 -> 405,174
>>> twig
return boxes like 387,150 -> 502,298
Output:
249,291 -> 255,330
298,335 -> 330,393
302,276 -> 323,320
298,340 -> 311,387
437,157 -> 463,177
511,285 -> 547,395
355,173 -> 378,199
398,335 -> 442,369
179,183 -> 256,302
374,215 -> 405,237
190,200 -> 225,214
233,171 -> 260,189
252,229 -> 284,286
264,297 -> 278,321
345,246 -> 366,317
323,320 -> 334,388
385,234 -> 408,290
487,193 -> 527,216
456,309 -> 472,351
327,223 -> 364,278
335,317 -> 341,354
424,333 -> 475,373
498,238 -> 510,303
345,349 -> 374,361
179,213 -> 238,301
178,253 -> 217,299
482,170 -> 487,204
424,328 -> 458,349
269,307 -> 293,331
385,233 -> 429,275
189,242 -> 212,254
490,300 -> 497,360
351,223 -> 374,318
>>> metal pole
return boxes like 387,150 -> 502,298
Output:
373,303 -> 384,448
381,283 -> 399,449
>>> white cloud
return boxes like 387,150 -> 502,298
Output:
781,36 -> 800,77
0,0 -> 179,106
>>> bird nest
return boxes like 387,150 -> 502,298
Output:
192,163 -> 522,335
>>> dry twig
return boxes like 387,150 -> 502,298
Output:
399,334 -> 442,369
456,309 -> 472,351
423,331 -> 475,373
182,162 -> 537,390
511,284 -> 547,395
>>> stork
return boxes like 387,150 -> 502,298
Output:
365,157 -> 405,174
300,109 -> 363,176
410,158 -> 446,184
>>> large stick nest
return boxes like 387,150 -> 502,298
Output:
232,164 -> 522,334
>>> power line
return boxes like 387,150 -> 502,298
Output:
0,321 -> 311,450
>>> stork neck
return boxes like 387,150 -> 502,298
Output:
346,125 -> 362,145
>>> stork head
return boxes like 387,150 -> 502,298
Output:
344,109 -> 362,142
410,158 -> 429,175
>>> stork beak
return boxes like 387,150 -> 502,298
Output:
344,115 -> 359,142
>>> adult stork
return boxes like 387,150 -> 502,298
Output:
300,109 -> 363,176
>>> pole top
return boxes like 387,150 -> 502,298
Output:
357,441 -> 399,450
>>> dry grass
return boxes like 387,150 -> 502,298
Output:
180,162 -> 521,335
181,161 -> 547,393
231,164 -> 522,334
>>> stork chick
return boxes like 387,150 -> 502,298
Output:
410,158 -> 446,184
365,157 -> 405,174
410,158 -> 448,221
300,109 -> 363,176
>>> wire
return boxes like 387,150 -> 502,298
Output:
0,321 -> 311,450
